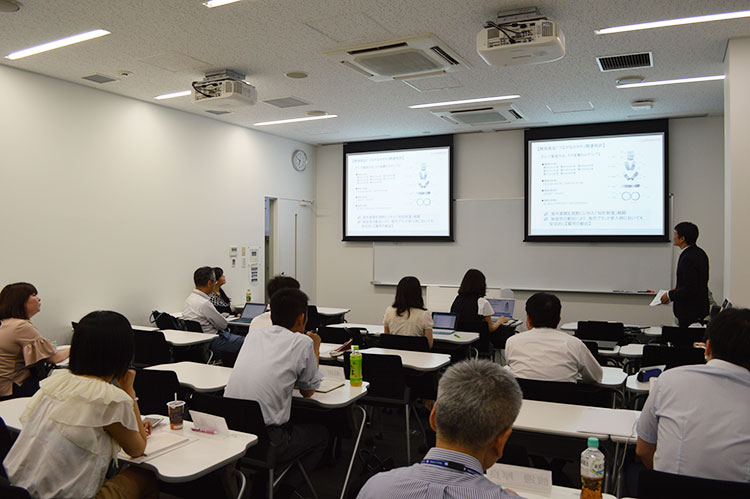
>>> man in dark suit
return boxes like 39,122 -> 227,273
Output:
661,222 -> 709,326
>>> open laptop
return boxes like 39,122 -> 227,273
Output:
232,302 -> 267,324
574,321 -> 624,350
432,312 -> 457,334
487,298 -> 523,327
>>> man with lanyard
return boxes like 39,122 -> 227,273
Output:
183,266 -> 244,356
357,359 -> 524,498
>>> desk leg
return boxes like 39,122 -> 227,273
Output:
340,405 -> 366,499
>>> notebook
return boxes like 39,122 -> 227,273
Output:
432,312 -> 457,334
232,302 -> 267,324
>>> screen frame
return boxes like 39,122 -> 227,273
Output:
342,134 -> 454,242
524,119 -> 669,243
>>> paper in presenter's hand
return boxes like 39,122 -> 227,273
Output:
650,290 -> 669,306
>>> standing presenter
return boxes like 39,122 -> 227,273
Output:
661,222 -> 709,326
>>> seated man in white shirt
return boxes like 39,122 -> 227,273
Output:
636,308 -> 750,482
248,275 -> 300,331
505,292 -> 602,384
182,266 -> 245,355
358,359 -> 524,499
225,287 -> 327,499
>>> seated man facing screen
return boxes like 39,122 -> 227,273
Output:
357,359 -> 524,499
505,292 -> 602,383
248,275 -> 301,331
225,287 -> 327,499
636,308 -> 750,482
182,266 -> 244,355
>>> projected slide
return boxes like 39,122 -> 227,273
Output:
346,146 -> 451,238
527,133 -> 665,237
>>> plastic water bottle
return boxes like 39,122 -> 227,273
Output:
245,289 -> 252,303
350,346 -> 363,387
580,437 -> 604,499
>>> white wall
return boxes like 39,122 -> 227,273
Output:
0,65 -> 316,342
315,117 -> 724,326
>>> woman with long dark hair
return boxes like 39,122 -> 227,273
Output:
383,276 -> 433,348
450,269 -> 507,332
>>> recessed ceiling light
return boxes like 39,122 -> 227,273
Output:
254,115 -> 338,126
285,71 -> 309,79
155,90 -> 191,100
306,110 -> 327,117
615,76 -> 644,86
616,75 -> 725,88
5,29 -> 110,60
0,0 -> 20,13
409,95 -> 520,109
202,0 -> 242,8
631,99 -> 654,110
596,10 -> 750,34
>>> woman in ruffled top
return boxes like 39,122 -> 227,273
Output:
4,311 -> 158,498
0,282 -> 69,400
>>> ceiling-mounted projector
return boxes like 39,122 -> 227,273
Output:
477,7 -> 565,67
192,69 -> 257,109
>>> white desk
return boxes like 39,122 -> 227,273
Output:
486,464 -> 617,499
147,362 -> 232,392
360,347 -> 451,372
133,325 -> 159,331
317,307 -> 351,317
644,326 -> 662,337
125,418 -> 258,483
619,343 -> 644,358
328,322 -> 480,345
625,374 -> 652,394
560,322 -> 644,331
158,329 -> 217,347
0,396 -> 29,430
599,366 -> 627,388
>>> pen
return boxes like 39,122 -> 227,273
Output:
191,428 -> 216,434
453,334 -> 460,338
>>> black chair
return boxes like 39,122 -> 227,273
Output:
306,305 -> 321,333
188,393 -> 318,499
150,310 -> 182,330
661,326 -> 707,347
456,319 -> 492,357
133,368 -> 183,416
582,340 -> 620,368
641,344 -> 705,370
379,334 -> 430,352
575,321 -> 626,346
343,327 -> 368,348
220,351 -> 239,368
133,330 -> 172,367
638,469 -> 750,499
318,326 -> 352,345
0,417 -> 12,479
515,378 -> 578,404
182,319 -> 203,333
343,352 -> 421,463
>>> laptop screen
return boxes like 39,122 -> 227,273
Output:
432,313 -> 457,330
487,299 -> 515,318
241,303 -> 267,320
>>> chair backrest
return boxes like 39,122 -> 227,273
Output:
661,326 -> 707,347
455,319 -> 491,354
344,352 -> 408,402
182,319 -> 203,333
188,393 -> 273,464
151,310 -> 183,330
221,351 -> 239,368
0,417 -> 11,479
638,469 -> 750,499
379,334 -> 430,352
575,321 -> 625,345
515,378 -> 578,404
641,344 -> 706,370
318,326 -> 352,345
133,330 -> 171,367
344,327 -> 368,347
133,368 -> 182,416
306,305 -> 321,333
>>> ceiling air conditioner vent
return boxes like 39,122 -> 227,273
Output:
597,52 -> 653,72
431,102 -> 524,127
326,33 -> 469,82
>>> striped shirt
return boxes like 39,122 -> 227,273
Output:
357,448 -> 524,499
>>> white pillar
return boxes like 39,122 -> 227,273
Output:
724,37 -> 750,307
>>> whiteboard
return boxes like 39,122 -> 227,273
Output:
373,199 -> 673,293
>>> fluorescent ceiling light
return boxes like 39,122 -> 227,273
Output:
616,75 -> 725,88
154,90 -> 191,100
254,115 -> 338,126
5,29 -> 110,60
596,10 -> 750,34
202,0 -> 242,7
409,95 -> 520,109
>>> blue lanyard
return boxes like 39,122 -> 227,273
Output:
421,459 -> 483,476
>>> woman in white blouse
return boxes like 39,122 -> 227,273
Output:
383,276 -> 433,348
4,311 -> 158,498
